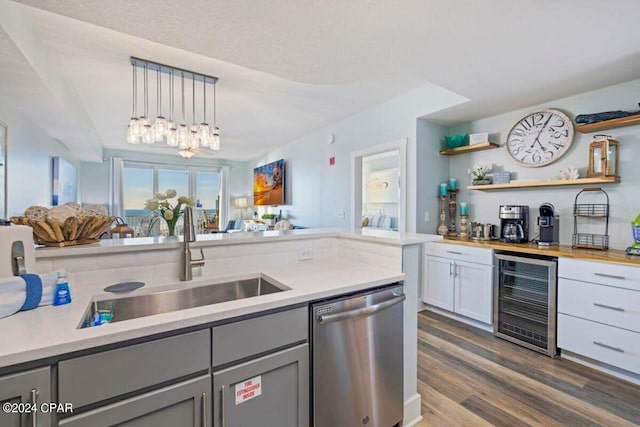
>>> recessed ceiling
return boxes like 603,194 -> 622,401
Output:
2,0 -> 640,161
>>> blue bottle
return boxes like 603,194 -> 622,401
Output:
53,272 -> 72,306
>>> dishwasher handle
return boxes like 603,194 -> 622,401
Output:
317,293 -> 405,324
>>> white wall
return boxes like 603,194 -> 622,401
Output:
0,99 -> 78,216
444,79 -> 640,250
250,83 -> 468,230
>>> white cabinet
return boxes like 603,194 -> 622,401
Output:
558,258 -> 640,375
423,243 -> 493,324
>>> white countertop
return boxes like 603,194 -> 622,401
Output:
35,228 -> 441,258
0,255 -> 404,369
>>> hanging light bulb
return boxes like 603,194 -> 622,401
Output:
210,82 -> 220,150
153,68 -> 166,141
139,64 -> 151,141
127,63 -> 140,143
210,127 -> 220,150
177,72 -> 189,148
198,77 -> 210,146
166,69 -> 178,147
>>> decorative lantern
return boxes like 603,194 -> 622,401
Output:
587,136 -> 619,178
109,217 -> 135,239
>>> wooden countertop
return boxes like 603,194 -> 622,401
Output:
440,237 -> 640,267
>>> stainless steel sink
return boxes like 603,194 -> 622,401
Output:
80,275 -> 287,328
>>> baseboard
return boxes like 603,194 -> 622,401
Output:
420,306 -> 493,333
403,392 -> 423,426
561,351 -> 640,386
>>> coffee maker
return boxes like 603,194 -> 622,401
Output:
537,203 -> 559,246
499,205 -> 529,243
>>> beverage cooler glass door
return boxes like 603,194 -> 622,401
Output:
494,253 -> 558,356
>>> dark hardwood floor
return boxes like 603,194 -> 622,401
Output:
416,310 -> 640,427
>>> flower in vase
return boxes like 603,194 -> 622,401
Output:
144,189 -> 195,236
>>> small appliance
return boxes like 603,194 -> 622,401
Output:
537,203 -> 559,247
499,205 -> 529,243
626,214 -> 640,256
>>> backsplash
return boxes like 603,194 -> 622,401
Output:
34,237 -> 402,288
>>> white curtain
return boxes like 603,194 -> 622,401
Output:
108,157 -> 124,218
219,166 -> 230,229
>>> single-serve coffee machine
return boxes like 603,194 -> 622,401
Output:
499,205 -> 529,243
537,203 -> 559,246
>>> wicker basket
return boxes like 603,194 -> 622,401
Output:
11,215 -> 115,247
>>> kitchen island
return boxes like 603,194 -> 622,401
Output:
0,228 -> 439,426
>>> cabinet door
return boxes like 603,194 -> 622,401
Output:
59,375 -> 210,427
0,367 -> 51,427
423,255 -> 454,311
213,344 -> 309,427
454,260 -> 493,324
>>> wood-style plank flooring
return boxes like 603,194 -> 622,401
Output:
415,310 -> 640,427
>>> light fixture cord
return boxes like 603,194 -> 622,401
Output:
158,68 -> 162,116
203,78 -> 207,122
170,70 -> 173,121
213,81 -> 217,127
181,72 -> 185,123
144,65 -> 148,117
132,63 -> 136,117
192,74 -> 196,124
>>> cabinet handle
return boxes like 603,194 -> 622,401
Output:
594,273 -> 625,280
446,250 -> 463,255
220,386 -> 226,427
201,392 -> 207,427
30,389 -> 37,427
593,303 -> 625,312
593,341 -> 624,353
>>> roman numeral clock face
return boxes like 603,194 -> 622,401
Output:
506,109 -> 574,167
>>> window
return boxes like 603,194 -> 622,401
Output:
122,162 -> 221,236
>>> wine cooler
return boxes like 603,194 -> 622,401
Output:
494,251 -> 558,357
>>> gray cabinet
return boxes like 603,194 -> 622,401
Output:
213,344 -> 309,427
59,375 -> 211,427
0,367 -> 51,427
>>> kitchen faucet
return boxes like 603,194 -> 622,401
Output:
180,206 -> 205,281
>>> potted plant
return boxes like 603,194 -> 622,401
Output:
468,163 -> 493,185
262,213 -> 277,226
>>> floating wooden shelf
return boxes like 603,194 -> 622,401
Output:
576,115 -> 640,133
439,142 -> 499,156
467,176 -> 620,190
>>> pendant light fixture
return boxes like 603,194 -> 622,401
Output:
210,81 -> 220,151
153,69 -> 166,141
127,64 -> 140,144
166,70 -> 178,147
141,65 -> 154,144
127,57 -> 220,158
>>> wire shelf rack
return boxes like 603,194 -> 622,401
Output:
572,188 -> 609,250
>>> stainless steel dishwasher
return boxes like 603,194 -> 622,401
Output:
311,283 -> 405,427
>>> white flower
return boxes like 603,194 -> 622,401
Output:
469,163 -> 493,180
155,192 -> 167,200
144,199 -> 159,211
177,196 -> 189,204
163,210 -> 174,221
165,189 -> 177,199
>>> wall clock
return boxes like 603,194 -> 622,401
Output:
506,109 -> 574,167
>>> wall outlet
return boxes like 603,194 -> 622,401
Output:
298,249 -> 313,261
337,211 -> 346,219
424,211 -> 430,222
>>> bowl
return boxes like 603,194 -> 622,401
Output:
444,134 -> 469,149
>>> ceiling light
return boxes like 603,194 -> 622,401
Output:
127,57 -> 220,158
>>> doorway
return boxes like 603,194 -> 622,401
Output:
351,139 -> 407,233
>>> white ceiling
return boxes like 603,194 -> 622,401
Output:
1,0 -> 639,162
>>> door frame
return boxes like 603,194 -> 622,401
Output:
350,138 -> 407,233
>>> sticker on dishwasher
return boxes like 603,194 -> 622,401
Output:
235,376 -> 262,405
